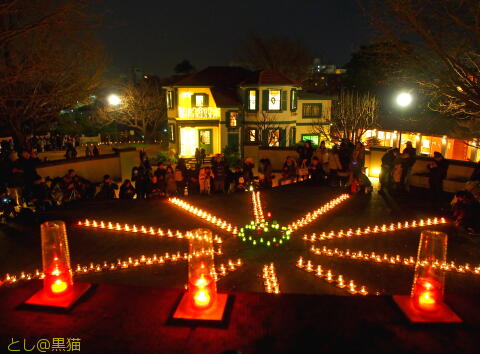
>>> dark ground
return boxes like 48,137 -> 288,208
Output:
2,183 -> 480,353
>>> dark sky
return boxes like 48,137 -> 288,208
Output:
98,0 -> 372,77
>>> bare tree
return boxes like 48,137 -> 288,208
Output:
251,111 -> 282,147
0,0 -> 106,147
314,91 -> 378,143
95,79 -> 167,143
238,34 -> 313,81
362,0 -> 480,124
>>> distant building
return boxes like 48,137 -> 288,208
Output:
163,67 -> 332,157
304,59 -> 346,95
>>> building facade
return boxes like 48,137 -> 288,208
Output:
164,67 -> 331,157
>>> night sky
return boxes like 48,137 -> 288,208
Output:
98,0 -> 372,77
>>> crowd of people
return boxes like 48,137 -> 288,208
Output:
1,137 -> 479,233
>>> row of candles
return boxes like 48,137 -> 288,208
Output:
77,219 -> 223,244
309,245 -> 480,275
296,257 -> 370,295
0,250 -> 243,287
252,191 -> 265,224
169,198 -> 238,235
262,263 -> 280,294
288,194 -> 350,231
302,217 -> 447,242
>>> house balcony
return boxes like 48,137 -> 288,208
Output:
178,107 -> 220,119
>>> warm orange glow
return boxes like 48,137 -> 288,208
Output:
412,277 -> 441,311
193,288 -> 211,308
191,274 -> 214,309
418,291 -> 436,309
51,279 -> 68,294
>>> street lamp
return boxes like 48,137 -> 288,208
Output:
107,94 -> 122,106
396,92 -> 413,107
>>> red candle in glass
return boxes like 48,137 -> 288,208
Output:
41,221 -> 73,297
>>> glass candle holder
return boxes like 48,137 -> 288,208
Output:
41,221 -> 73,297
411,230 -> 447,311
188,228 -> 216,310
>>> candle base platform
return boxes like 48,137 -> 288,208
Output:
393,295 -> 462,323
21,282 -> 92,312
168,292 -> 233,328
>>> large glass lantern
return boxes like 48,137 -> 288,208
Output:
41,221 -> 73,297
188,228 -> 216,310
411,230 -> 447,311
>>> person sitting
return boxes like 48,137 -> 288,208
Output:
30,175 -> 52,212
258,158 -> 273,188
309,157 -> 325,185
350,170 -> 373,195
96,175 -> 118,200
147,176 -> 163,199
451,190 -> 480,233
281,156 -> 297,184
119,179 -> 136,199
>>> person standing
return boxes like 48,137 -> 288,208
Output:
428,152 -> 449,204
327,145 -> 342,187
402,141 -> 417,192
212,155 -> 227,193
379,148 -> 398,191
175,158 -> 187,195
165,166 -> 177,196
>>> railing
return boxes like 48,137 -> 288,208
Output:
178,107 -> 220,119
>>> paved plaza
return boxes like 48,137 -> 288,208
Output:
2,183 -> 480,297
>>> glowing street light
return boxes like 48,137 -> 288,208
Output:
107,94 -> 122,106
396,92 -> 413,107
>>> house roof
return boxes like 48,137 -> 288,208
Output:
210,87 -> 241,107
378,113 -> 476,139
172,66 -> 252,87
240,69 -> 302,86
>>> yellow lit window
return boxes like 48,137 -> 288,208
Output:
249,90 -> 257,110
269,90 -> 281,111
248,129 -> 257,142
195,95 -> 205,107
268,129 -> 280,147
229,112 -> 238,127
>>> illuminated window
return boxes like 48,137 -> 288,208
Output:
192,94 -> 208,107
290,89 -> 298,111
169,123 -> 175,142
247,89 -> 257,111
301,134 -> 319,146
166,91 -> 174,109
267,129 -> 280,147
199,130 -> 211,145
195,95 -> 204,107
268,90 -> 281,111
302,103 -> 322,118
246,128 -> 258,143
228,111 -> 238,128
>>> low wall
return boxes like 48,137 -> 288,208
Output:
36,148 -> 139,183
244,145 -> 299,171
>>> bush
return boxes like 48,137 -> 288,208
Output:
222,144 -> 241,168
